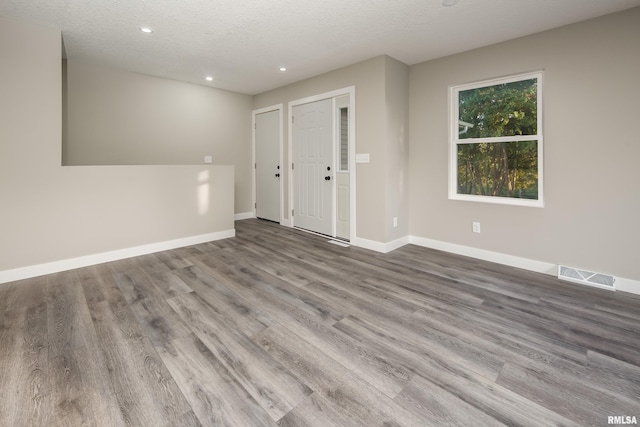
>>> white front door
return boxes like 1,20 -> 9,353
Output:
293,99 -> 333,236
255,109 -> 280,222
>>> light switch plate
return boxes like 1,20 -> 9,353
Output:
204,155 -> 213,164
355,153 -> 370,163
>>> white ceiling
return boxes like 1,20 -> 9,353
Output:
2,0 -> 639,95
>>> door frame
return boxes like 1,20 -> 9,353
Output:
288,86 -> 356,242
252,104 -> 284,223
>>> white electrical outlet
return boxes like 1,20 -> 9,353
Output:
472,222 -> 481,233
204,155 -> 212,164
393,217 -> 398,228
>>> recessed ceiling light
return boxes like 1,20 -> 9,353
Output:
279,67 -> 287,72
442,0 -> 458,6
140,27 -> 153,34
205,76 -> 213,81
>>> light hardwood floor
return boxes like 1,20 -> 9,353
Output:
1,219 -> 639,426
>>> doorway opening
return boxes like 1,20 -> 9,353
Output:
252,104 -> 283,223
288,87 -> 355,242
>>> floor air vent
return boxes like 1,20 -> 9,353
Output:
558,265 -> 615,291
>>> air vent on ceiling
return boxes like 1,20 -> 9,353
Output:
558,265 -> 615,291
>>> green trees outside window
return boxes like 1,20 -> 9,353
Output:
450,73 -> 543,206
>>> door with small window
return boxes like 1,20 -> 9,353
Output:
335,95 -> 350,240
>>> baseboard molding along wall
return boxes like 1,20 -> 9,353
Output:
0,229 -> 235,285
234,212 -> 255,221
351,234 -> 640,296
615,277 -> 640,295
5,227 -> 637,297
408,236 -> 557,275
352,236 -> 411,254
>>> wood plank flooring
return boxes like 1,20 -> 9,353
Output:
1,218 -> 639,426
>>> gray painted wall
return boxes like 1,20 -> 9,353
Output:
0,16 -> 234,273
63,60 -> 253,214
408,7 -> 640,281
384,56 -> 410,242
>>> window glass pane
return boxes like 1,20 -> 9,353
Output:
339,107 -> 349,171
458,78 -> 537,139
457,140 -> 538,199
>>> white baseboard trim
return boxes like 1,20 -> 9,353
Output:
408,235 -> 640,296
615,277 -> 640,295
409,236 -> 557,275
0,228 -> 236,285
352,235 -> 410,254
234,212 -> 255,221
351,237 -> 384,252
353,233 -> 640,296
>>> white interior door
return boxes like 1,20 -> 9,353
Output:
293,99 -> 333,235
255,109 -> 280,222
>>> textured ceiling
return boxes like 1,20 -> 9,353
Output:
2,0 -> 640,94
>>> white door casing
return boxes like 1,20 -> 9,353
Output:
254,108 -> 281,222
335,95 -> 350,240
293,99 -> 333,236
288,86 -> 355,241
